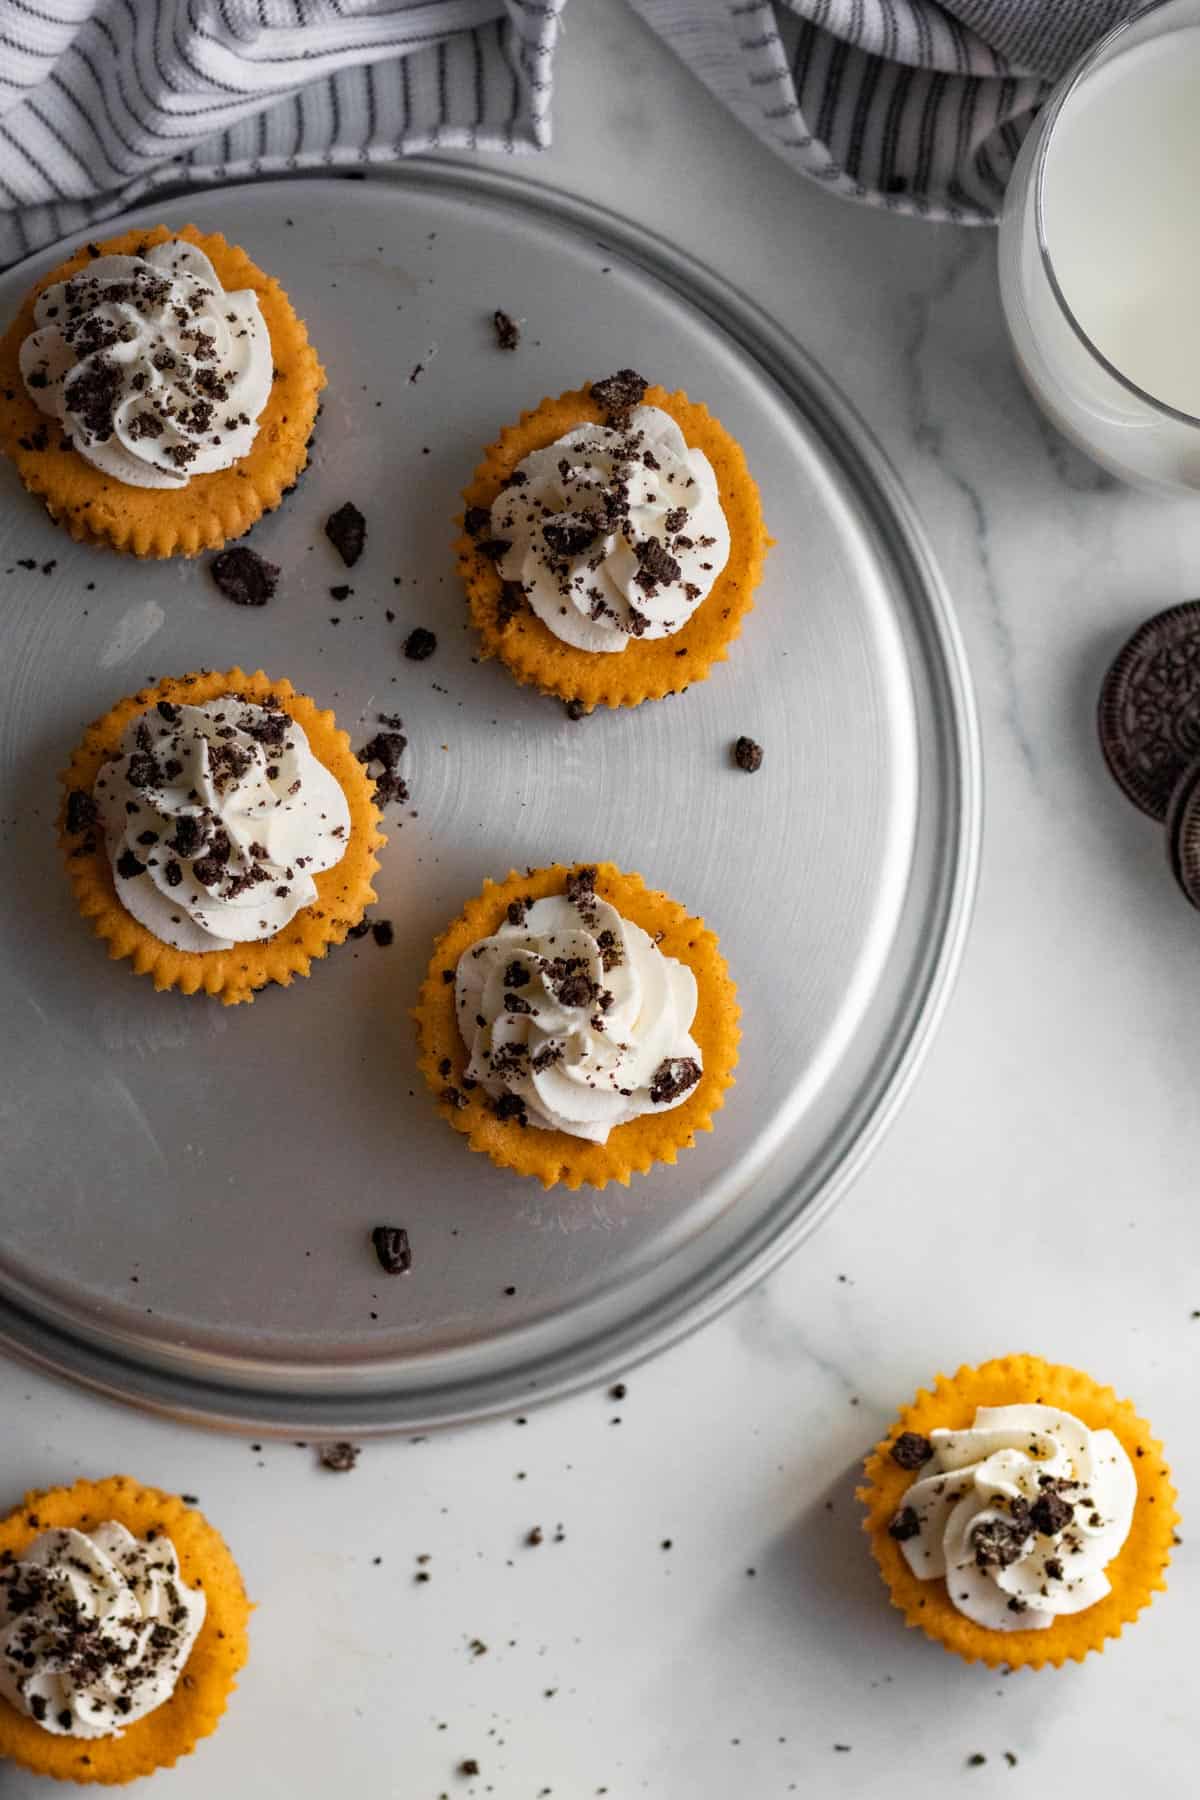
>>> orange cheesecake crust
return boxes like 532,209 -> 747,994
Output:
858,1354 -> 1177,1669
58,668 -> 384,1005
415,861 -> 740,1189
457,383 -> 768,709
0,225 -> 324,557
0,1476 -> 249,1785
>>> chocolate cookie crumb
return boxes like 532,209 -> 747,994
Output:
565,865 -> 597,908
526,1526 -> 544,1546
543,518 -> 599,558
591,368 -> 648,428
209,546 -> 279,606
890,1431 -> 934,1470
459,1760 -> 480,1778
492,309 -> 520,351
116,849 -> 145,879
358,730 -> 407,771
609,1382 -> 626,1400
329,584 -> 352,601
497,580 -> 526,625
971,1516 -> 1030,1569
733,736 -> 763,773
372,919 -> 394,947
347,919 -> 372,939
887,1506 -> 921,1542
325,501 -> 366,567
633,535 -> 681,593
565,698 -> 586,722
648,1057 -> 701,1105
318,1442 -> 359,1473
404,627 -> 437,661
464,507 -> 491,537
65,789 -> 98,834
967,1754 -> 987,1768
1029,1491 -> 1073,1536
357,727 -> 409,808
371,1225 -> 412,1275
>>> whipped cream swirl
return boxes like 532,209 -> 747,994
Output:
94,696 -> 351,954
0,1523 -> 205,1739
455,869 -> 703,1142
490,404 -> 730,653
20,240 -> 271,488
891,1404 -> 1137,1631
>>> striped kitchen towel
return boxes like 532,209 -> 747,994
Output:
627,0 -> 1139,223
0,0 -> 565,269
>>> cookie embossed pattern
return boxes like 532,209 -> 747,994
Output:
1099,602 -> 1200,909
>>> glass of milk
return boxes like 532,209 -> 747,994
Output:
999,0 -> 1200,491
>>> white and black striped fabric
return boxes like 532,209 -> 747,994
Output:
0,0 -> 565,269
628,0 -> 1139,224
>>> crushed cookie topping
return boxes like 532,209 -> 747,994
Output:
889,1402 -> 1139,1634
357,718 -> 409,808
483,381 -> 730,653
0,1522 -> 205,1738
92,695 -> 352,954
453,877 -> 704,1145
20,239 -> 271,489
591,367 -> 649,427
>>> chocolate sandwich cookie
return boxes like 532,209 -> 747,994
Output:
1165,759 -> 1200,909
1099,602 -> 1200,819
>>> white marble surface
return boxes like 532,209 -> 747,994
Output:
5,3 -> 1200,1794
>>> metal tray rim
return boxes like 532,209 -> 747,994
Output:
0,163 -> 982,1433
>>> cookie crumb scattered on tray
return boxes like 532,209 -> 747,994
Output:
371,1225 -> 412,1274
404,627 -> 437,661
325,501 -> 366,567
492,309 -> 520,351
318,1442 -> 360,1473
209,546 -> 279,606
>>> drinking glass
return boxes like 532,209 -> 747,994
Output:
998,0 -> 1200,491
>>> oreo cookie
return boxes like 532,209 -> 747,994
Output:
1099,602 -> 1200,819
1166,759 -> 1200,909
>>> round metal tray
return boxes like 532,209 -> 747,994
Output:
0,167 -> 979,1433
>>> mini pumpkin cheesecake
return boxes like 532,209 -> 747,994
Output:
458,368 -> 768,710
859,1354 -> 1177,1668
0,1476 -> 249,1784
415,861 -> 740,1189
59,668 -> 384,1005
0,224 -> 323,556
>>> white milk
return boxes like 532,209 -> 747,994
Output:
998,17 -> 1200,488
1041,27 -> 1200,417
